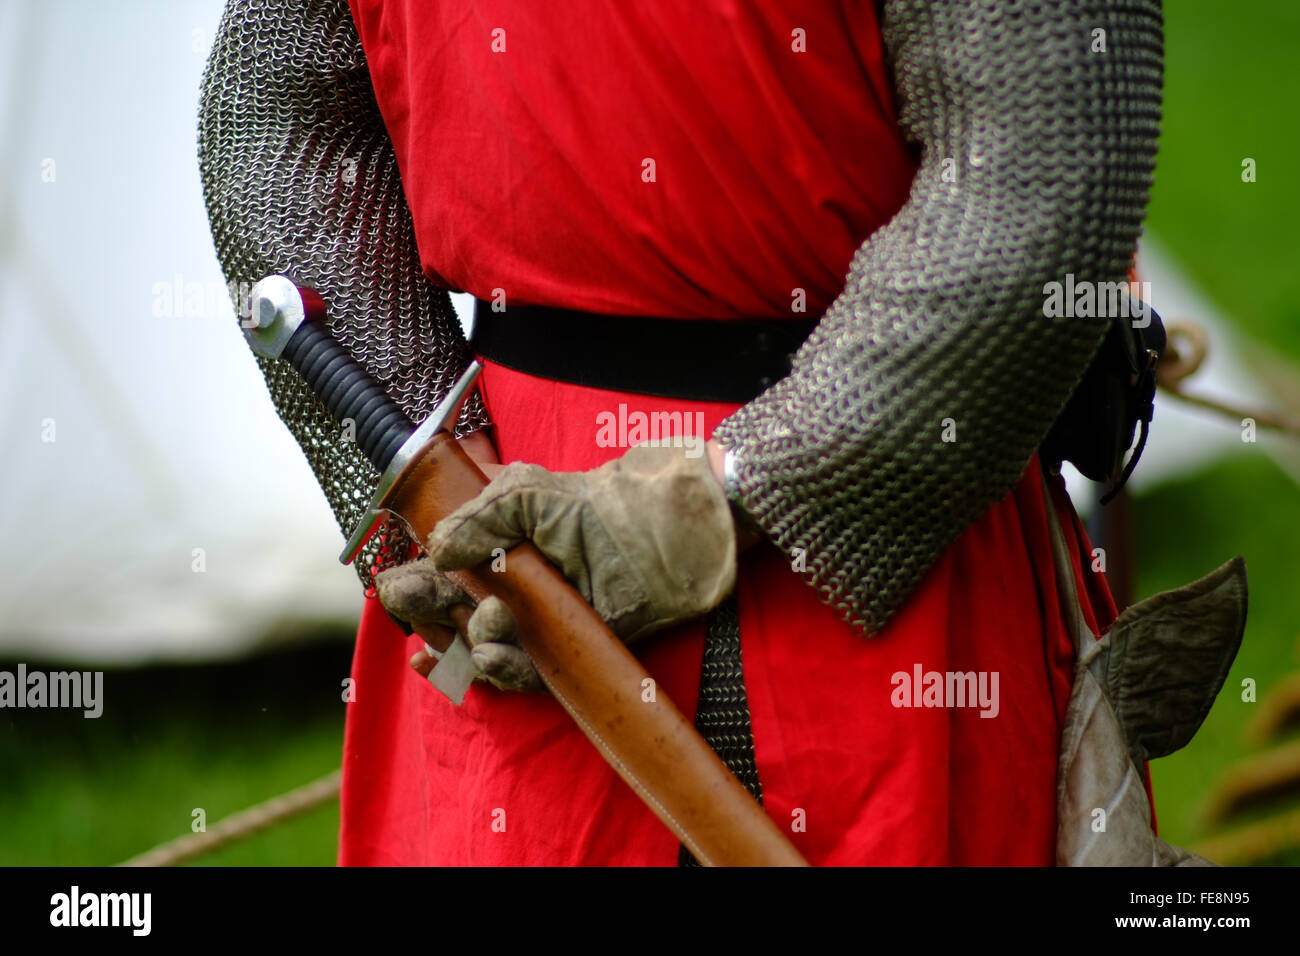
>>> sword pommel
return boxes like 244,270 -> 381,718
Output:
244,274 -> 321,359
246,275 -> 414,473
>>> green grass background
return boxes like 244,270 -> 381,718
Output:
1139,0 -> 1300,860
0,643 -> 351,867
2,0 -> 1297,866
1145,0 -> 1300,363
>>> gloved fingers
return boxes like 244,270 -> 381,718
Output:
471,641 -> 544,693
465,597 -> 541,692
401,593 -> 537,691
465,596 -> 518,648
374,557 -> 472,632
427,462 -> 573,571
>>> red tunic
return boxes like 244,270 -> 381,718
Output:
339,0 -> 1120,865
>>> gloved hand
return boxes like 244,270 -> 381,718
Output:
375,559 -> 542,692
377,443 -> 739,692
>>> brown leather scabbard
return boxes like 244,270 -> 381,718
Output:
382,430 -> 808,867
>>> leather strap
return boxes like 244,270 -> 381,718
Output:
1041,468 -> 1095,657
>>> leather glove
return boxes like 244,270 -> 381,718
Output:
375,560 -> 542,692
379,443 -> 739,691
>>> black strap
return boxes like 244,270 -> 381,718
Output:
470,300 -> 813,404
1099,341 -> 1161,506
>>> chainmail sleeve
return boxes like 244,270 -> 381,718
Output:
712,0 -> 1163,633
197,0 -> 490,590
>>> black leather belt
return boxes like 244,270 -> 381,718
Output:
469,300 -> 814,403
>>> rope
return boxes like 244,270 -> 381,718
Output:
118,769 -> 341,867
1158,321 -> 1300,437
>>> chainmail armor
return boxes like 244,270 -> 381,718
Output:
197,0 -> 490,589
713,0 -> 1164,634
679,597 -> 763,867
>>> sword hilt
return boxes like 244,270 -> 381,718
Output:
243,274 -> 482,568
244,275 -> 414,472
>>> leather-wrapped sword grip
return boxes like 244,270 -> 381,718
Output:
383,430 -> 808,867
280,318 -> 413,472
